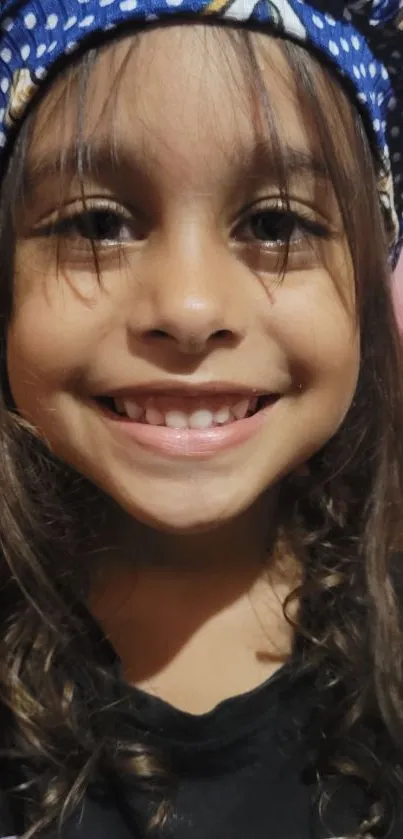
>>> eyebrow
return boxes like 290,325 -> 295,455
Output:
232,139 -> 330,185
25,137 -> 331,196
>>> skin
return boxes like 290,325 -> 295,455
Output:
6,27 -> 360,712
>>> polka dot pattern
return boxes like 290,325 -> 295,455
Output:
0,0 -> 402,262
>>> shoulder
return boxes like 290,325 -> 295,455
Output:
389,802 -> 403,838
0,790 -> 17,839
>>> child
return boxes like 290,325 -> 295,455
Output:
0,0 -> 403,836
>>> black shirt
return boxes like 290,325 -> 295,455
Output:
0,664 -> 402,838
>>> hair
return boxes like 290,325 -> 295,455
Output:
0,21 -> 403,839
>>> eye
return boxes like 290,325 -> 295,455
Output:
53,209 -> 132,243
33,200 -> 141,245
235,206 -> 330,248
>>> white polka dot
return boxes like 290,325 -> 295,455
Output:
0,48 -> 12,64
343,8 -> 352,21
369,62 -> 376,78
2,18 -> 14,32
66,41 -> 78,53
100,0 -> 115,5
325,13 -> 336,26
340,38 -> 349,52
79,14 -> 95,27
353,65 -> 361,79
0,78 -> 9,94
357,92 -> 367,103
374,119 -> 381,132
36,44 -> 46,58
391,126 -> 400,138
0,109 -> 5,120
312,14 -> 324,29
377,93 -> 384,105
20,44 -> 30,61
35,67 -> 47,79
0,131 -> 6,148
351,35 -> 360,50
393,152 -> 401,163
360,63 -> 366,77
46,14 -> 58,30
329,41 -> 339,57
388,96 -> 397,111
381,65 -> 388,80
48,41 -> 57,53
392,50 -> 401,60
120,0 -> 138,7
64,16 -> 77,30
24,12 -> 37,29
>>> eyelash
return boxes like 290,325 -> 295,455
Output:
43,201 -> 135,243
37,199 -> 331,250
234,203 -> 330,248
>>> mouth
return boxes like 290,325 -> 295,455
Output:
95,392 -> 276,430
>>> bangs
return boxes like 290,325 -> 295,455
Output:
7,24 -> 387,301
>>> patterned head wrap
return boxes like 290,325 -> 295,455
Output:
0,0 -> 403,262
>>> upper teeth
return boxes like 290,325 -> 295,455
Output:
113,396 -> 257,428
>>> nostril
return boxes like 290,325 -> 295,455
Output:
147,329 -> 171,340
213,329 -> 233,340
146,328 -> 233,342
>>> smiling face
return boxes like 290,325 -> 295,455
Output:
6,26 -> 360,533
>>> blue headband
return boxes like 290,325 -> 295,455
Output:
0,0 -> 403,262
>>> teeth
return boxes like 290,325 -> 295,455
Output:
165,410 -> 188,429
114,398 -> 127,416
145,407 -> 164,426
122,399 -> 142,420
232,398 -> 251,420
116,396 -> 260,427
214,407 -> 231,425
189,409 -> 214,430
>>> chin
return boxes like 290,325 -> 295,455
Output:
118,497 -> 239,535
97,475 -> 256,535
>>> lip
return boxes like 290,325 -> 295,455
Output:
96,395 -> 280,459
95,382 -> 264,399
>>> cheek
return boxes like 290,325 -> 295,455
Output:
6,294 -> 105,415
271,274 -> 360,409
8,245 -> 120,404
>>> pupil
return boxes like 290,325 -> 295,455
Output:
252,211 -> 293,242
80,211 -> 117,240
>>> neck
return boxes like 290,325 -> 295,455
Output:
88,493 -> 300,713
92,487 -> 277,569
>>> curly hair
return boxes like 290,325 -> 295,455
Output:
0,24 -> 402,839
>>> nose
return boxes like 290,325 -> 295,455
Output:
146,294 -> 234,354
128,219 -> 245,356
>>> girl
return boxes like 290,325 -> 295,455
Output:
0,0 -> 403,837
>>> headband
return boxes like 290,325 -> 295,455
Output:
0,0 -> 403,263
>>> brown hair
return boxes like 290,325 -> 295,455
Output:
0,25 -> 403,839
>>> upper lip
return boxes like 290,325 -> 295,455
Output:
96,382 -> 275,399
95,383 -> 272,398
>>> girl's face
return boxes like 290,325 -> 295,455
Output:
6,27 -> 360,533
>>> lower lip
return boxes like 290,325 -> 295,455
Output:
99,398 -> 279,459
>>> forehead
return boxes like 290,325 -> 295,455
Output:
28,25 -> 329,180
